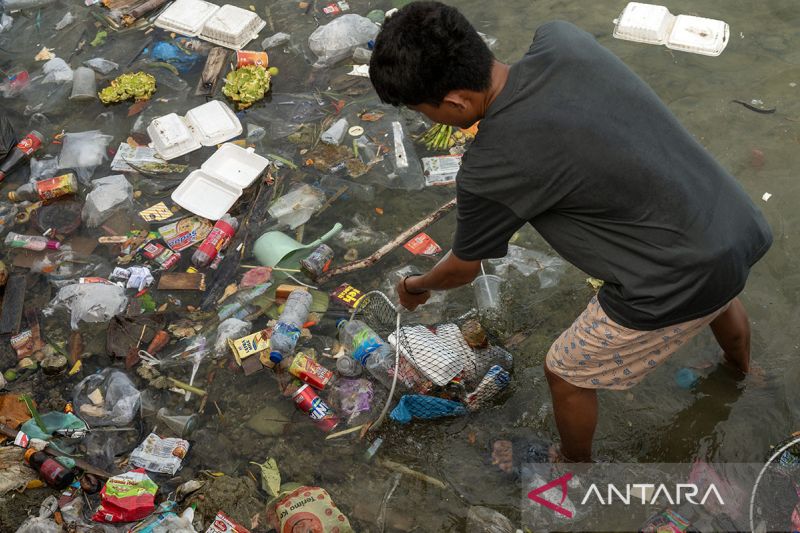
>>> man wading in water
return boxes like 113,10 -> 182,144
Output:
369,2 -> 772,462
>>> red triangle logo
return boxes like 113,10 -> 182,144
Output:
527,472 -> 574,518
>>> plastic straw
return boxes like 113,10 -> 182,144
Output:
480,262 -> 494,307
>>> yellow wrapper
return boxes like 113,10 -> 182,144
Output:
228,328 -> 271,366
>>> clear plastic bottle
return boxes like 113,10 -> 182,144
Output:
217,282 -> 271,320
269,289 -> 313,364
336,356 -> 362,377
337,319 -> 395,389
191,214 -> 238,267
4,231 -> 60,251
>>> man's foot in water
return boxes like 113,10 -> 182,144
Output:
720,351 -> 767,386
491,440 -> 561,473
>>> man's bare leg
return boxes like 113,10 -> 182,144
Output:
545,364 -> 597,462
709,298 -> 751,373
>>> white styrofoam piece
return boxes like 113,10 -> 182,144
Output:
200,143 -> 268,189
199,4 -> 266,50
613,2 -> 672,44
612,2 -> 729,56
665,15 -> 729,57
154,0 -> 219,37
147,101 -> 241,161
171,170 -> 241,220
185,100 -> 242,146
146,113 -> 201,161
171,143 -> 269,219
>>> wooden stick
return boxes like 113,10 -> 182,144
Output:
317,198 -> 456,283
123,0 -> 168,25
376,458 -> 446,489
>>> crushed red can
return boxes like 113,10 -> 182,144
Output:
291,384 -> 339,432
235,50 -> 268,68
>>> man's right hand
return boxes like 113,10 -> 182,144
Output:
396,276 -> 431,311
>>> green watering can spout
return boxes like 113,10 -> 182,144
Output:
253,222 -> 343,269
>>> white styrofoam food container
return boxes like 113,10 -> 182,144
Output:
200,4 -> 266,50
171,143 -> 269,220
155,0 -> 266,49
154,0 -> 219,36
147,100 -> 242,160
612,2 -> 729,57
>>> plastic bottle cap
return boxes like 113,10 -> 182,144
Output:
269,351 -> 283,364
24,447 -> 36,463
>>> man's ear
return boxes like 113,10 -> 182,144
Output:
441,90 -> 470,111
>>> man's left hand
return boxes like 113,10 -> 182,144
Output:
396,277 -> 431,311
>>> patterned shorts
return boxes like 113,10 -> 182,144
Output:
545,296 -> 732,390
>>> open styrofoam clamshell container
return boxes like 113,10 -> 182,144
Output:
147,100 -> 242,161
155,0 -> 265,49
154,0 -> 219,36
171,143 -> 269,220
200,4 -> 266,50
612,2 -> 729,57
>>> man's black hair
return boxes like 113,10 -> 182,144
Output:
369,1 -> 494,107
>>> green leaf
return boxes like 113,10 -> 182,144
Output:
250,457 -> 281,497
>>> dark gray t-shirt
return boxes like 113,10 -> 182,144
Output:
452,21 -> 772,330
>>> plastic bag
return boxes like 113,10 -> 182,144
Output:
81,174 -> 133,227
466,506 -> 515,533
268,184 -> 325,229
84,58 -> 119,75
41,57 -> 73,84
15,517 -> 61,533
262,32 -> 290,49
92,469 -> 157,523
308,14 -> 379,68
29,156 -> 58,180
0,112 -> 17,160
48,282 -> 128,330
54,12 -> 75,31
267,486 -> 353,532
58,130 -> 113,183
0,13 -> 13,33
150,41 -> 202,73
20,412 -> 87,440
488,244 -> 567,289
213,318 -> 251,357
73,369 -> 141,427
390,395 -> 467,424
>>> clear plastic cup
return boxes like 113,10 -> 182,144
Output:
156,407 -> 199,438
70,67 -> 97,101
472,274 -> 503,313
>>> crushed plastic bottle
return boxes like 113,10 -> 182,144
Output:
337,319 -> 395,389
269,289 -> 313,363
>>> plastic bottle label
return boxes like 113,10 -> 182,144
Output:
16,132 -> 42,156
39,458 -> 67,485
273,321 -> 301,345
36,173 -> 77,200
196,220 -> 235,260
351,328 -> 382,364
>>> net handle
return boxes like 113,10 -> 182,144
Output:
347,291 -> 401,433
369,310 -> 401,432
